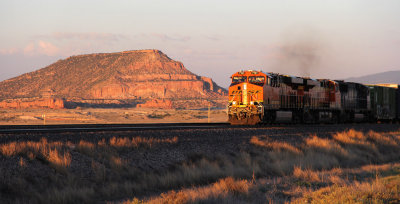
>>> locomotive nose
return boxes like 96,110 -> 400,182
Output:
242,83 -> 248,105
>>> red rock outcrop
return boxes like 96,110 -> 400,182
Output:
0,49 -> 227,109
136,99 -> 173,109
0,98 -> 64,109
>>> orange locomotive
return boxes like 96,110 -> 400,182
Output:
228,70 -> 343,125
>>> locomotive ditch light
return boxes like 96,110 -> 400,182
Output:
250,101 -> 254,105
232,101 -> 237,105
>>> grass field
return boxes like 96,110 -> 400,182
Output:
125,129 -> 400,203
1,126 -> 399,203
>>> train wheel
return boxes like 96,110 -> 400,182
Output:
228,115 -> 241,125
228,115 -> 261,125
247,115 -> 261,125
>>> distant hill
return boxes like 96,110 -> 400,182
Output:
0,49 -> 227,108
343,70 -> 400,85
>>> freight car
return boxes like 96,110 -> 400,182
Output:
227,70 -> 399,125
368,84 -> 397,122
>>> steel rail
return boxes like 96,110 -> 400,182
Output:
0,123 -> 231,134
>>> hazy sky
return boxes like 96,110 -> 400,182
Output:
1,0 -> 400,87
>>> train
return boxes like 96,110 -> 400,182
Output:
227,70 -> 400,125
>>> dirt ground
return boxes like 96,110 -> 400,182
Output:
0,107 -> 228,125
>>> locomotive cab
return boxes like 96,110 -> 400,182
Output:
228,70 -> 266,125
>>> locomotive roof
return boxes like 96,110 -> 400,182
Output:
231,70 -> 382,89
232,70 -> 319,81
369,83 -> 399,89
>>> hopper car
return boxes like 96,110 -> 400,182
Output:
227,70 -> 399,125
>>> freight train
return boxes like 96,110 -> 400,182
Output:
227,70 -> 400,125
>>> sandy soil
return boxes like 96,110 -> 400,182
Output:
0,107 -> 228,125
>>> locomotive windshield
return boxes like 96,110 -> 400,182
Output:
249,76 -> 265,84
232,76 -> 247,83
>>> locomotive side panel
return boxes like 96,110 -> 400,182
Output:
227,70 -> 398,125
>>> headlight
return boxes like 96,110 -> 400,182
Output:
232,101 -> 237,105
250,101 -> 254,105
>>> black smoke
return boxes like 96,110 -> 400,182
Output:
274,27 -> 323,77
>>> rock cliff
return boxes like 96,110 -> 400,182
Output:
137,99 -> 173,109
0,98 -> 64,109
0,49 -> 227,109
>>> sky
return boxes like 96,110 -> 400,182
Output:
1,0 -> 400,88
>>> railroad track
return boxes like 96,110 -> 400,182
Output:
0,122 -> 398,134
0,123 -> 231,134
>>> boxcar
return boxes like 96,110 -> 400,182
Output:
368,85 -> 396,121
336,81 -> 370,122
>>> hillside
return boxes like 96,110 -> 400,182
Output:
0,50 -> 227,109
343,70 -> 400,84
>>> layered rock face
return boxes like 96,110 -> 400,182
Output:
0,98 -> 64,109
137,99 -> 173,109
0,49 -> 227,109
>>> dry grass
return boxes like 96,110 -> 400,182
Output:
248,129 -> 400,176
292,166 -> 321,183
305,135 -> 349,157
367,130 -> 399,146
292,163 -> 400,203
110,156 -> 124,169
130,177 -> 250,204
296,175 -> 400,203
77,140 -> 95,154
250,136 -> 302,155
1,128 -> 400,203
138,163 -> 400,204
109,136 -> 178,148
0,138 -> 71,168
0,135 -> 181,203
128,129 -> 400,203
19,157 -> 25,167
48,148 -> 71,167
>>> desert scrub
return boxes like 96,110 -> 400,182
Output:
147,112 -> 171,119
296,174 -> 400,203
129,177 -> 250,204
1,127 -> 400,203
134,163 -> 400,204
109,136 -> 178,148
0,138 -> 71,170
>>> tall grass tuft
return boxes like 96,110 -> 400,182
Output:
139,177 -> 250,204
109,136 -> 178,148
0,138 -> 71,169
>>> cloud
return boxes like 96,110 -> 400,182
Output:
21,41 -> 60,56
0,48 -> 18,55
203,35 -> 222,41
1,41 -> 59,57
37,41 -> 59,56
0,32 -> 129,57
0,41 -> 60,57
180,49 -> 239,61
36,32 -> 128,42
23,43 -> 35,55
150,33 -> 191,42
